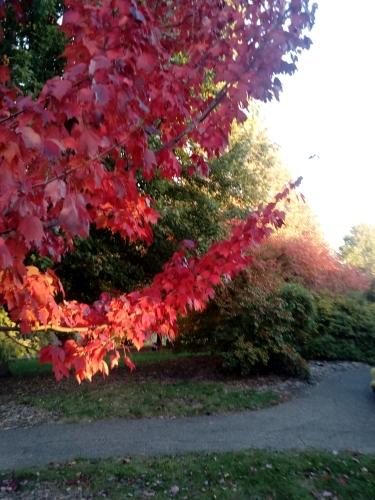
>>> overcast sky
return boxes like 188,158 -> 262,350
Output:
261,0 -> 375,249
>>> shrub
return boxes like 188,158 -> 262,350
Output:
278,284 -> 317,348
257,235 -> 370,294
302,294 -> 375,364
0,308 -> 16,376
177,273 -> 316,379
0,308 -> 42,375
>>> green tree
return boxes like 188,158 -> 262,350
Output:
340,224 -> 375,276
0,0 -> 65,94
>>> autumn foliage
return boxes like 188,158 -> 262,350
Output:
0,0 -> 315,381
258,235 -> 370,294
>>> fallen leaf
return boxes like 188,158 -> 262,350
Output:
170,485 -> 180,496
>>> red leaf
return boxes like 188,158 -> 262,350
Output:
0,65 -> 10,84
124,356 -> 136,372
110,351 -> 120,369
59,193 -> 90,237
44,138 -> 64,159
47,78 -> 73,101
63,10 -> 83,26
39,345 -> 69,381
136,53 -> 157,73
38,307 -> 49,324
143,149 -> 157,179
18,216 -> 44,246
78,129 -> 102,157
0,237 -> 12,268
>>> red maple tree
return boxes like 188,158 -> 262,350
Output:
0,0 -> 315,381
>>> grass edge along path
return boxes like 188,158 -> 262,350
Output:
8,350 -> 200,377
18,381 -> 280,421
1,450 -> 374,499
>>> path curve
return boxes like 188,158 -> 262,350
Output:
0,365 -> 374,470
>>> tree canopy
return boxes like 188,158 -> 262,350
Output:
340,225 -> 375,277
0,0 -> 316,381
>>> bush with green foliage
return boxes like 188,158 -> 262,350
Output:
0,308 -> 21,374
302,294 -> 375,364
177,274 -> 316,379
0,308 -> 43,373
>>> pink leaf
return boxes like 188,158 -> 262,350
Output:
18,126 -> 42,151
18,216 -> 44,246
45,179 -> 67,206
59,193 -> 90,237
47,78 -> 73,101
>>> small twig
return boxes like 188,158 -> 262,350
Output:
0,109 -> 23,126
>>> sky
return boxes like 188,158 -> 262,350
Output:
261,0 -> 375,249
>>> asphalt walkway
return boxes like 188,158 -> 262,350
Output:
0,365 -> 374,470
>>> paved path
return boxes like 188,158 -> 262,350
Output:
0,365 -> 374,470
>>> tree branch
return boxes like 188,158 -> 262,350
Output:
158,83 -> 229,152
0,325 -> 95,335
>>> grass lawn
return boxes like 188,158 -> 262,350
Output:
3,353 -> 283,422
18,381 -> 279,420
1,450 -> 374,499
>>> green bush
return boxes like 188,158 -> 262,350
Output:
278,284 -> 317,348
302,294 -> 375,364
0,308 -> 16,375
177,275 -> 316,379
0,308 -> 42,375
